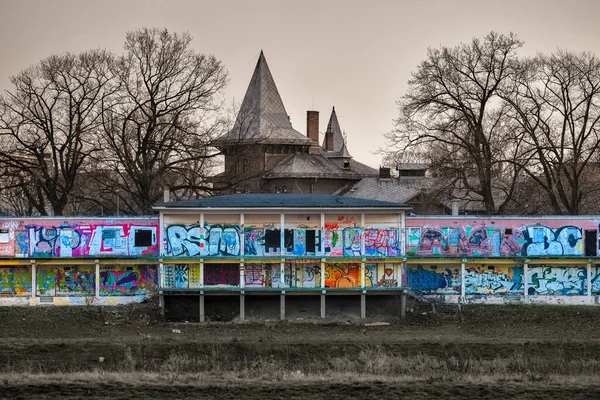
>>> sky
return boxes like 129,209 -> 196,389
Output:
1,0 -> 600,169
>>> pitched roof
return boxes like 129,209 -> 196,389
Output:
214,51 -> 313,146
263,153 -> 363,180
336,178 -> 420,204
321,107 -> 349,156
154,193 -> 409,209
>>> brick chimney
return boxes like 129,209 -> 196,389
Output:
325,129 -> 334,151
307,111 -> 319,143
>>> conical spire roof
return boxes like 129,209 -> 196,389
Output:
214,51 -> 313,146
323,107 -> 352,158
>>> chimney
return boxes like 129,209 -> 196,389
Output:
451,199 -> 460,216
325,129 -> 334,151
379,167 -> 391,179
306,111 -> 319,143
163,188 -> 170,203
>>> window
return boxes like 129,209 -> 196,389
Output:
134,229 -> 153,247
0,229 -> 9,244
505,228 -> 513,235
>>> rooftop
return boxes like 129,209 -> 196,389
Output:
154,194 -> 409,210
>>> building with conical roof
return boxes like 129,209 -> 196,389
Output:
212,51 -> 379,195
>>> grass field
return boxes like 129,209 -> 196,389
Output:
2,297 -> 600,399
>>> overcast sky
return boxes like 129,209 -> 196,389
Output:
1,0 -> 600,168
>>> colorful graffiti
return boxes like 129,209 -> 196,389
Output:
0,267 -> 31,296
324,263 -> 373,288
0,219 -> 158,258
527,266 -> 586,295
204,264 -> 240,286
99,265 -> 157,295
406,223 -> 585,257
36,266 -> 95,296
364,228 -> 401,257
464,266 -> 523,295
284,228 -> 321,256
166,224 -> 241,257
245,264 -> 265,287
407,265 -> 461,294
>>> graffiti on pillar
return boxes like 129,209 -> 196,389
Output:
527,266 -> 586,295
364,228 -> 401,257
99,265 -> 157,295
464,266 -> 523,295
406,265 -> 461,294
0,267 -> 31,296
204,264 -> 239,286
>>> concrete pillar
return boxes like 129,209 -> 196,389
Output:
460,259 -> 466,299
321,291 -> 326,318
360,261 -> 365,288
524,260 -> 529,298
240,292 -> 245,321
200,259 -> 204,287
280,292 -> 286,320
361,292 -> 366,319
30,261 -> 36,305
239,262 -> 245,288
401,291 -> 407,319
95,260 -> 100,298
320,259 -> 325,288
588,262 -> 593,297
199,292 -> 205,322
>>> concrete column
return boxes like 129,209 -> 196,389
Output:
280,260 -> 285,288
460,259 -> 466,299
524,260 -> 529,298
398,260 -> 405,288
360,213 -> 365,256
199,213 -> 205,256
200,259 -> 204,287
361,292 -> 366,319
280,213 -> 285,255
239,262 -> 245,288
280,291 -> 286,320
240,213 -> 245,258
588,262 -> 593,297
321,291 -> 326,318
240,292 -> 245,321
95,260 -> 100,298
199,292 -> 205,322
360,260 -> 365,288
30,260 -> 36,305
320,213 -> 325,255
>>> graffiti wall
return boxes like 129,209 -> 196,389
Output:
405,217 -> 595,257
36,266 -> 95,296
163,264 -> 201,288
0,218 -> 158,258
100,265 -> 157,296
0,267 -> 31,296
464,265 -> 523,295
407,265 -> 461,294
527,266 -> 586,295
165,224 -> 242,257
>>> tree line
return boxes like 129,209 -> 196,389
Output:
386,31 -> 600,215
0,28 -> 228,216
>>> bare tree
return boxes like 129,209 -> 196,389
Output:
0,50 -> 114,215
100,28 -> 228,214
386,32 -> 524,214
505,51 -> 600,214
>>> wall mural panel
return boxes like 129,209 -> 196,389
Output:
527,266 -> 586,296
464,265 -> 523,295
99,265 -> 157,296
0,219 -> 158,258
405,219 -> 592,257
165,224 -> 241,257
36,266 -> 95,296
407,265 -> 461,294
204,264 -> 240,286
0,267 -> 31,296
